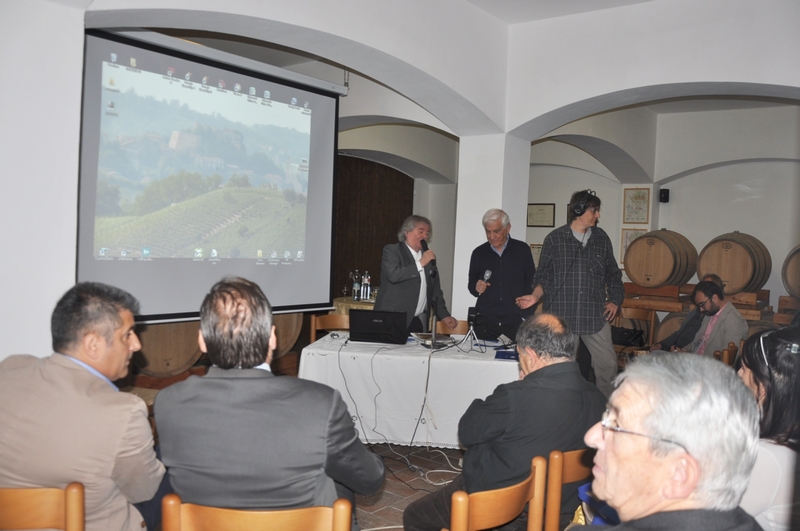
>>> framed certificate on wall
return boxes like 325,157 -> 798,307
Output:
527,203 -> 555,227
623,188 -> 650,224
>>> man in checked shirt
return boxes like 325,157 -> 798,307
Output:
517,190 -> 624,397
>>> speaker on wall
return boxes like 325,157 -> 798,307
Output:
659,189 -> 670,203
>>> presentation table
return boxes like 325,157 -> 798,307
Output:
298,334 -> 520,448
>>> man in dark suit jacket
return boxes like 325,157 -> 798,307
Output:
155,277 -> 384,525
403,314 -> 605,531
374,215 -> 458,333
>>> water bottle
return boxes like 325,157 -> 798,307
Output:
352,269 -> 360,301
364,271 -> 371,300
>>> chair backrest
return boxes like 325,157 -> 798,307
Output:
310,314 -> 350,342
435,319 -> 470,335
614,307 -> 657,345
0,482 -> 84,531
544,449 -> 595,531
448,456 -> 546,531
162,494 -> 352,531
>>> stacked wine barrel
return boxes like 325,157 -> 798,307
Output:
782,244 -> 800,299
697,232 -> 771,296
624,229 -> 697,288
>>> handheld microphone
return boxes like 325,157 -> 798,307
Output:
420,239 -> 437,277
478,270 -> 492,296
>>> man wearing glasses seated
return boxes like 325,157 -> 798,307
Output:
574,353 -> 762,531
670,280 -> 748,356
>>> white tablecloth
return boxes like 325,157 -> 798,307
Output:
298,334 -> 520,448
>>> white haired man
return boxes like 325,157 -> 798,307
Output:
467,208 -> 536,340
574,353 -> 762,531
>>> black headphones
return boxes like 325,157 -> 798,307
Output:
571,189 -> 596,218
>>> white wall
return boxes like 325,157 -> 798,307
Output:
0,1 -> 86,358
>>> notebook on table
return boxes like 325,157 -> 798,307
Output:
349,309 -> 408,345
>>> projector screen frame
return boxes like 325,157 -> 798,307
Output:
77,29 -> 340,321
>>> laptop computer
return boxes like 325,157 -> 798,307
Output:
349,309 -> 408,345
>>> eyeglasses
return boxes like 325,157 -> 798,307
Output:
601,408 -> 688,453
695,298 -> 709,309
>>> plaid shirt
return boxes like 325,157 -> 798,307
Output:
532,224 -> 624,335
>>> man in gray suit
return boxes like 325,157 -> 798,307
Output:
374,215 -> 458,333
678,280 -> 748,356
0,282 -> 166,531
155,277 -> 384,523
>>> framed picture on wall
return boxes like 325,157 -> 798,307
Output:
620,228 -> 648,265
530,244 -> 543,267
623,188 -> 650,224
527,203 -> 555,227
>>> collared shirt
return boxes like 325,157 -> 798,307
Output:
61,353 -> 119,391
696,304 -> 724,355
407,243 -> 428,318
252,362 -> 273,372
532,224 -> 624,335
491,235 -> 510,257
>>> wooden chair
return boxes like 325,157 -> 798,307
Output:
0,482 -> 84,531
544,449 -> 595,531
310,314 -> 350,343
446,456 -> 546,531
162,494 -> 352,531
435,319 -> 470,335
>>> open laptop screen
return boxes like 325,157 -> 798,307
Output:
349,310 -> 408,345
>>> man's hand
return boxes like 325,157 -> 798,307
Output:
649,342 -> 662,352
516,293 -> 539,310
603,302 -> 619,321
476,279 -> 490,294
420,250 -> 436,267
442,316 -> 458,329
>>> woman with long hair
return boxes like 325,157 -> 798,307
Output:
737,325 -> 800,531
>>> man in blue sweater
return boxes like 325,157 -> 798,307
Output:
467,209 -> 536,340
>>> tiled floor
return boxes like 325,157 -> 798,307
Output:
355,443 -> 465,531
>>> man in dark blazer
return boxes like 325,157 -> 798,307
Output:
374,215 -> 458,333
155,277 -> 384,525
403,314 -> 605,531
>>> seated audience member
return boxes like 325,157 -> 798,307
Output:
650,274 -> 723,352
0,282 -> 166,531
677,280 -> 748,355
737,326 -> 800,531
374,215 -> 458,333
574,352 -> 761,531
403,314 -> 605,531
155,277 -> 384,527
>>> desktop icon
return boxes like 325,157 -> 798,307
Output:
218,80 -> 226,89
194,248 -> 203,258
296,250 -> 303,259
284,250 -> 291,259
202,76 -> 208,84
167,67 -> 175,76
130,58 -> 136,68
211,249 -> 218,258
99,247 -> 108,256
248,86 -> 256,96
185,72 -> 192,81
270,250 -> 277,259
263,90 -> 271,99
304,101 -> 309,109
120,249 -> 127,257
257,250 -> 263,258
234,83 -> 241,92
110,53 -> 117,63
142,247 -> 151,257
291,97 -> 298,106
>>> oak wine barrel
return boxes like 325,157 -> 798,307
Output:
134,320 -> 203,377
653,312 -> 687,345
747,320 -> 780,339
697,232 -> 771,295
782,244 -> 800,299
624,229 -> 697,288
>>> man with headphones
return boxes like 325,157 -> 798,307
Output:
517,190 -> 624,397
